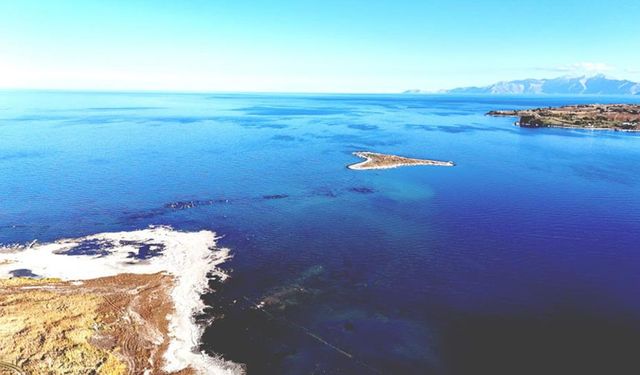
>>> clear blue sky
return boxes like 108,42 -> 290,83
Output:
1,0 -> 639,92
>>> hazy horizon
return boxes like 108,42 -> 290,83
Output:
2,72 -> 639,96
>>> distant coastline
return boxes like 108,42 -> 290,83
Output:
488,104 -> 640,132
405,75 -> 640,96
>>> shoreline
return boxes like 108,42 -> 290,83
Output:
348,151 -> 455,170
0,226 -> 242,375
511,122 -> 640,132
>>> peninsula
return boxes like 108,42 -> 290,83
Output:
488,104 -> 640,131
348,151 -> 455,170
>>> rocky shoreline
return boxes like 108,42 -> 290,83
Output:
487,104 -> 640,131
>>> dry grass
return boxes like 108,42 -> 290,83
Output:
0,274 -> 192,375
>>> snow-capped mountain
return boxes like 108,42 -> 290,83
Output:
444,74 -> 640,95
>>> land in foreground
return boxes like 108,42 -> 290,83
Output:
0,274 -> 179,374
0,227 -> 239,375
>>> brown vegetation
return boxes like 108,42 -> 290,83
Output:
0,274 -> 194,375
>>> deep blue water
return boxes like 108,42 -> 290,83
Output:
1,91 -> 640,374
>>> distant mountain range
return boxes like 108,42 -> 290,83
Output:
405,75 -> 640,95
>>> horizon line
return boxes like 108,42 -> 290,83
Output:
0,86 -> 410,96
2,73 -> 639,96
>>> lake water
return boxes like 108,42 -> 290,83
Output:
1,91 -> 640,374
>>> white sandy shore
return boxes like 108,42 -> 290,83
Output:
0,226 -> 243,375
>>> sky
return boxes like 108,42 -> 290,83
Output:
1,0 -> 639,93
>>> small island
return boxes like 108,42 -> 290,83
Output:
488,104 -> 640,131
348,151 -> 455,170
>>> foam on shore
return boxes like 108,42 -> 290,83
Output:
0,226 -> 243,375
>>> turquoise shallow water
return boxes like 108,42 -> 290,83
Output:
1,91 -> 640,374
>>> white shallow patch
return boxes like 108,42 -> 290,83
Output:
0,226 -> 244,375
